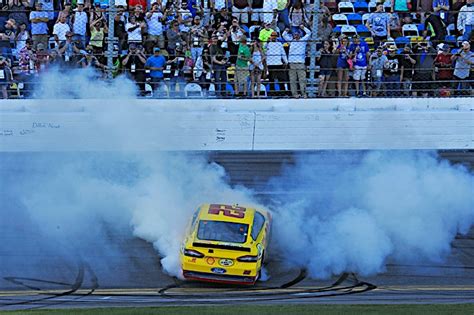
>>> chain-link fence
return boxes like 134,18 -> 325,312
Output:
0,1 -> 473,99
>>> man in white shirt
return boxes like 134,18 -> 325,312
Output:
262,0 -> 278,24
282,25 -> 311,97
145,2 -> 166,51
53,15 -> 71,46
457,0 -> 474,41
72,2 -> 88,47
264,31 -> 288,95
212,0 -> 227,11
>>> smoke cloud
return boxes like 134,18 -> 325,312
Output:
268,151 -> 474,279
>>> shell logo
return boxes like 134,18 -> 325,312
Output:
206,257 -> 216,265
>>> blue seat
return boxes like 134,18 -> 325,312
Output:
225,83 -> 234,96
241,25 -> 250,37
354,1 -> 368,12
333,26 -> 342,35
445,35 -> 457,46
395,36 -> 410,48
417,23 -> 425,32
356,25 -> 370,38
347,13 -> 363,25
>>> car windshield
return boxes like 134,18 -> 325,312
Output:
197,220 -> 249,244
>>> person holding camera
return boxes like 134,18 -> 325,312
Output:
400,45 -> 416,96
122,42 -> 147,96
209,34 -> 228,97
434,43 -> 453,93
0,56 -> 12,99
452,41 -> 474,95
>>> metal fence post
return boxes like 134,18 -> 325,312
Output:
106,0 -> 116,80
308,1 -> 320,98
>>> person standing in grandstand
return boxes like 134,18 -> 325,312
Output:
0,56 -> 12,99
289,0 -> 308,33
283,24 -> 311,98
232,0 -> 251,25
14,22 -> 30,58
412,41 -> 436,96
145,2 -> 166,52
235,35 -> 251,97
369,47 -> 388,97
400,45 -> 416,96
209,34 -> 228,97
250,0 -> 264,24
126,15 -> 145,47
336,36 -> 350,97
262,0 -> 278,24
423,11 -> 446,45
122,43 -> 147,96
264,30 -> 288,96
457,0 -> 474,41
53,15 -> 71,47
432,0 -> 449,22
317,40 -> 336,97
30,2 -> 50,51
434,43 -> 454,93
145,47 -> 167,94
249,39 -> 265,98
383,45 -> 403,97
58,31 -> 81,66
17,39 -> 37,97
189,15 -> 207,64
71,1 -> 88,48
166,20 -> 183,55
452,41 -> 474,95
349,35 -> 370,97
366,3 -> 390,48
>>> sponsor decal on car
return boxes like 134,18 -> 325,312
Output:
211,267 -> 227,274
219,259 -> 234,267
206,257 -> 216,265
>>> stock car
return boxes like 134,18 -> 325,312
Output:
180,203 -> 272,285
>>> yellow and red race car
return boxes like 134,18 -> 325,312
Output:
180,203 -> 271,285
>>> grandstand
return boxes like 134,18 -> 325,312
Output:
0,0 -> 472,99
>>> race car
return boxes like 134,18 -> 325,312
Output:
180,203 -> 272,285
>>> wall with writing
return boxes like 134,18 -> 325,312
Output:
0,98 -> 472,151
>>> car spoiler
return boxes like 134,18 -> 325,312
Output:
192,242 -> 251,252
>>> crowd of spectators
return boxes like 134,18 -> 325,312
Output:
0,0 -> 473,98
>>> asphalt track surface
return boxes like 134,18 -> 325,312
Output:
0,151 -> 473,310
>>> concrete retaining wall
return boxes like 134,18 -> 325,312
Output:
0,98 -> 472,151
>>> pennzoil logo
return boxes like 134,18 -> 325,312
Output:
219,259 -> 234,267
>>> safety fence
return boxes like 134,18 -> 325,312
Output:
0,4 -> 473,99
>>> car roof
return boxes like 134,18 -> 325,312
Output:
197,203 -> 258,225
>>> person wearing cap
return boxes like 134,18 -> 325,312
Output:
383,44 -> 403,97
258,22 -> 274,44
400,44 -> 416,96
235,35 -> 251,97
29,2 -> 50,51
53,14 -> 71,46
145,47 -> 167,95
282,24 -> 311,98
71,1 -> 88,48
433,43 -> 453,94
412,41 -> 436,96
189,15 -> 207,63
264,30 -> 288,96
348,34 -> 370,97
457,0 -> 474,41
452,41 -> 474,95
369,47 -> 388,96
